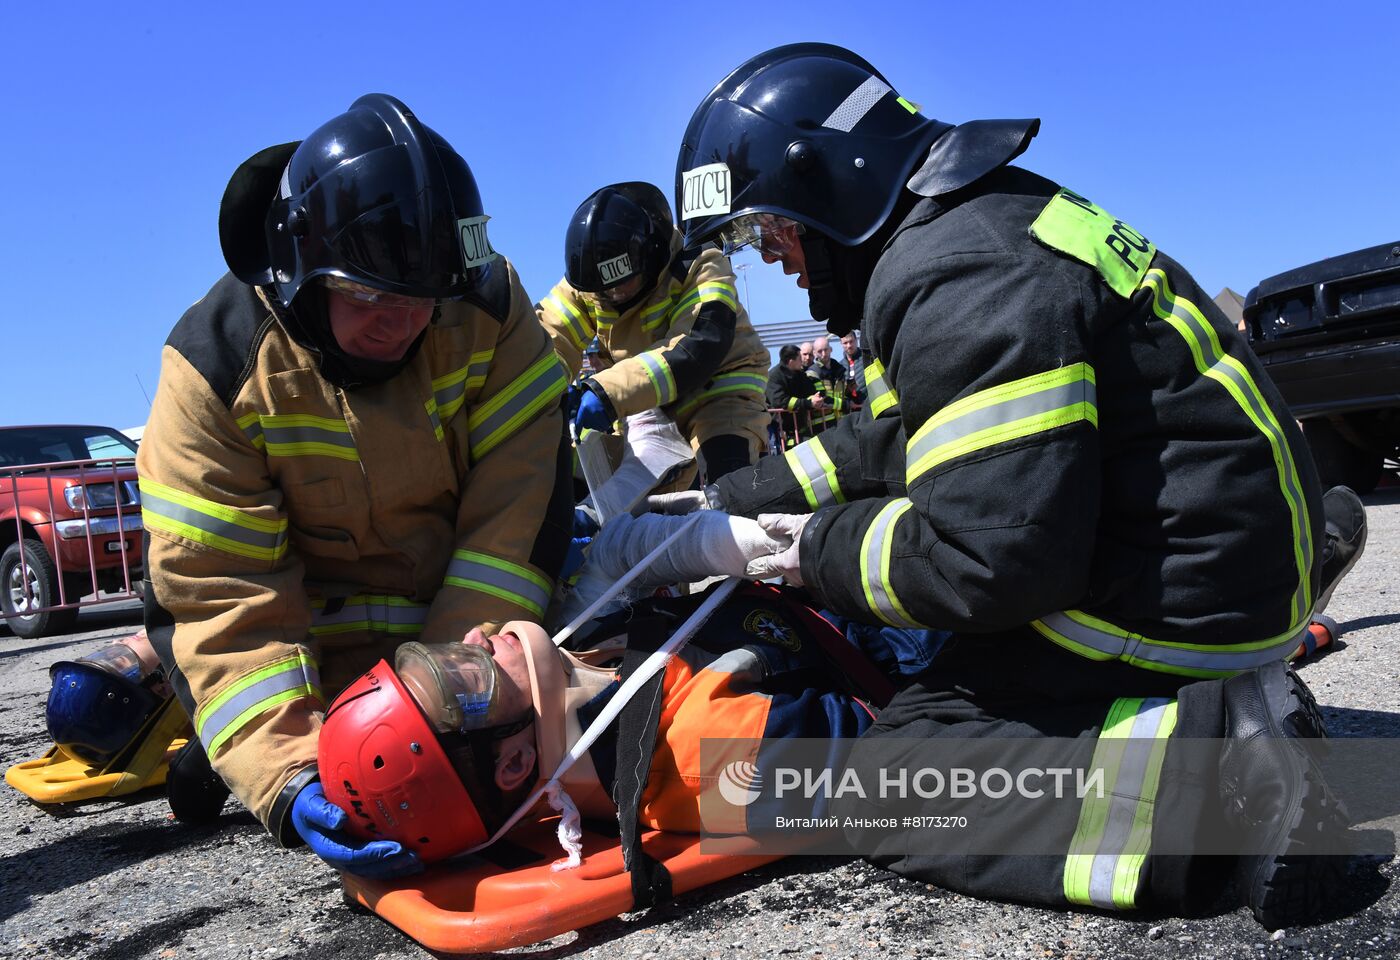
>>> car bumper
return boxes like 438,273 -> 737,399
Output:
54,513 -> 143,540
1260,339 -> 1400,418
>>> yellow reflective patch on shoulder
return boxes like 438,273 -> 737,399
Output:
1030,188 -> 1156,298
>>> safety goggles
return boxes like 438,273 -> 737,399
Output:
395,641 -> 530,736
323,275 -> 439,310
717,213 -> 805,258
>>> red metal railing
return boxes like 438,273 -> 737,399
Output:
1,457 -> 142,618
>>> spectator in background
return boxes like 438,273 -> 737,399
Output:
798,341 -> 813,369
840,330 -> 867,405
766,343 -> 830,453
809,334 -> 846,386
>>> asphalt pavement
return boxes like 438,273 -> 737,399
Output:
2,490 -> 1398,960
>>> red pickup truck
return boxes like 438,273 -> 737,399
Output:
1,424 -> 143,638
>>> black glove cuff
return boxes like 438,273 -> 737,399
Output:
581,378 -> 619,423
271,764 -> 320,849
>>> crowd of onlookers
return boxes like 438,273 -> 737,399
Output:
763,331 -> 870,453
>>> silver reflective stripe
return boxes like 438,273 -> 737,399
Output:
467,355 -> 569,459
1084,699 -> 1173,909
139,486 -> 287,558
865,361 -> 898,417
860,499 -> 921,628
198,657 -> 322,756
262,423 -> 356,450
822,76 -> 893,132
444,551 -> 551,617
786,439 -> 844,510
310,596 -> 430,635
1141,269 -> 1314,628
906,377 -> 1095,479
637,350 -> 677,405
1034,611 -> 1309,674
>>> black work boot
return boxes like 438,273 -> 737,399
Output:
1314,486 -> 1367,617
1219,661 -> 1350,930
167,737 -> 232,824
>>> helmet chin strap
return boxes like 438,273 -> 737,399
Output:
799,233 -> 864,337
799,190 -> 923,337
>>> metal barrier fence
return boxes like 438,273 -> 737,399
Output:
765,405 -> 850,456
1,457 -> 142,635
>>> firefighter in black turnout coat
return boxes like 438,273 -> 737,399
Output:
669,43 -> 1364,929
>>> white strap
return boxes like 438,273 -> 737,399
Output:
463,576 -> 742,859
552,512 -> 703,647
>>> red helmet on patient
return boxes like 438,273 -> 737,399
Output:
318,662 -> 488,862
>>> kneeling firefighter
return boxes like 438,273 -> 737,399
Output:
139,94 -> 573,879
664,43 -> 1365,929
538,182 -> 770,482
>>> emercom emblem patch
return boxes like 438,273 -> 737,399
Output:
1029,189 -> 1156,298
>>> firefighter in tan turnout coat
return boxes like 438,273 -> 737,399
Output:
538,181 -> 769,481
138,95 -> 572,879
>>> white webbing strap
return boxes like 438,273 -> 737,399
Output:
461,576 -> 742,863
552,512 -> 703,647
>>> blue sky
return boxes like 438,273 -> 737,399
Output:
4,2 -> 1396,431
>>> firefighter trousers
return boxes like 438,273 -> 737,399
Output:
836,629 -> 1231,914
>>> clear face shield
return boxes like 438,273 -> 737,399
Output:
717,213 -> 806,259
77,632 -> 171,697
394,642 -> 532,739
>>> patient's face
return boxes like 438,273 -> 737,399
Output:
462,629 -> 534,722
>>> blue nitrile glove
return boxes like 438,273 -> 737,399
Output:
565,383 -> 586,424
573,506 -> 601,540
574,388 -> 613,435
562,507 -> 600,580
291,781 -> 423,879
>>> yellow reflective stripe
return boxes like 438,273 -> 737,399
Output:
1064,697 -> 1177,910
859,499 -> 921,628
1139,268 -> 1314,629
308,594 -> 430,636
432,349 -> 494,424
467,353 -> 569,459
236,411 -> 265,450
138,478 -> 288,563
1030,610 -> 1311,679
640,296 -> 675,333
444,550 -> 551,617
906,363 -> 1098,484
865,359 -> 898,418
545,294 -> 593,352
252,414 -> 358,462
637,349 -> 678,406
669,281 -> 739,319
785,436 -> 846,511
425,397 -> 444,441
674,370 -> 767,416
196,652 -> 321,758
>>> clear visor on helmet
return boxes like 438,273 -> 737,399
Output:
395,641 -> 530,737
70,638 -> 172,698
77,643 -> 149,684
717,214 -> 805,258
322,276 -> 439,310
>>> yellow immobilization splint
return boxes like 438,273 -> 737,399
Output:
341,814 -> 784,953
5,696 -> 190,805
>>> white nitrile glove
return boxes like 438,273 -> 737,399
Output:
645,490 -> 712,515
588,511 -> 789,585
744,514 -> 811,586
